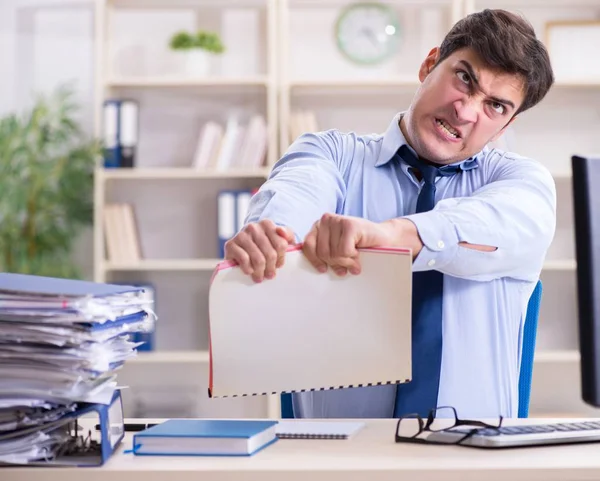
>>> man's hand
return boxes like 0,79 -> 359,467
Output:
302,213 -> 399,276
224,219 -> 295,283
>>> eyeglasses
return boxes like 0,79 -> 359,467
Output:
395,406 -> 503,446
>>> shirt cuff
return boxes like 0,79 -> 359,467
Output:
403,211 -> 460,272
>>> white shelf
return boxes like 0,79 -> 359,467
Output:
288,0 -> 451,6
543,260 -> 576,271
552,173 -> 572,180
286,80 -> 600,94
130,350 -> 210,364
104,258 -> 574,273
128,349 -> 578,373
104,259 -> 222,272
467,0 -> 600,8
106,76 -> 271,88
99,167 -> 271,180
535,350 -> 580,363
288,77 -> 420,89
554,81 -> 600,89
110,0 -> 268,7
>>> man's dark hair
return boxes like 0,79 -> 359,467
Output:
437,9 -> 554,115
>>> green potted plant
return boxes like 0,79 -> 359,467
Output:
0,84 -> 102,279
169,30 -> 225,76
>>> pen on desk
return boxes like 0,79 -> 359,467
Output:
95,423 -> 158,432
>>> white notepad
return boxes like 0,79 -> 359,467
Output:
208,245 -> 412,398
276,421 -> 365,439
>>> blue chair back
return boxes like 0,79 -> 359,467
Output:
518,279 -> 542,418
281,391 -> 293,419
281,279 -> 543,419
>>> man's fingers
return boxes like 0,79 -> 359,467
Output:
335,222 -> 360,275
326,217 -> 346,276
237,230 -> 268,282
303,228 -> 327,273
224,242 -> 252,276
225,221 -> 297,282
266,228 -> 290,269
253,229 -> 281,280
275,226 -> 296,244
325,216 -> 360,276
315,222 -> 331,265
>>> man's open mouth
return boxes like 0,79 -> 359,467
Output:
435,118 -> 461,139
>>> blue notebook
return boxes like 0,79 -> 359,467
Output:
0,273 -> 142,298
132,420 -> 279,456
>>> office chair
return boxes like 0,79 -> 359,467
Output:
518,279 -> 542,418
281,279 -> 543,419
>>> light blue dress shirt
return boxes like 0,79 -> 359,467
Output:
245,112 -> 556,419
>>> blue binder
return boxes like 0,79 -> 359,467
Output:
102,99 -> 122,168
216,189 -> 253,258
0,389 -> 125,467
0,272 -> 143,299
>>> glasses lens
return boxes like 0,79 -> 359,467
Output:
428,407 -> 457,432
397,415 -> 422,438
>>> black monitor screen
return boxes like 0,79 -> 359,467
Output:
572,155 -> 600,407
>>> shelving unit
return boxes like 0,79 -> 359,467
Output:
99,166 -> 271,180
89,0 -> 600,420
103,258 -> 221,272
92,0 -> 280,420
106,75 -> 270,88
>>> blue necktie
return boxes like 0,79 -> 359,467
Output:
392,144 -> 461,418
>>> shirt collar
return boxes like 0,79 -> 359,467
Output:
375,112 -> 481,171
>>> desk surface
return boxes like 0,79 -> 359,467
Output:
4,418 -> 600,481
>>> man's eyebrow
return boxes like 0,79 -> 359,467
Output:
458,60 -> 480,87
457,59 -> 516,111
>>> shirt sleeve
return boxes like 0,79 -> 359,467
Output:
244,130 -> 348,241
404,154 -> 557,282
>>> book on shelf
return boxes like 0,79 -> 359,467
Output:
289,109 -> 319,144
192,115 -> 267,171
103,203 -> 142,264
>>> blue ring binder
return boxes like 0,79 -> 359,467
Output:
0,389 -> 125,467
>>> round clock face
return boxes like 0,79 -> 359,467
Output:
335,2 -> 400,65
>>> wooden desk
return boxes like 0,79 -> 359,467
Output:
4,418 -> 600,481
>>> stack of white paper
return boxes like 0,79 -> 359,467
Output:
0,273 -> 155,464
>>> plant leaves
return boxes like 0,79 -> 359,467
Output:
0,84 -> 101,278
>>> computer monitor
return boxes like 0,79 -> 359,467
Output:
572,154 -> 600,407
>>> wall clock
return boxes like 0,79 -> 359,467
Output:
335,2 -> 400,65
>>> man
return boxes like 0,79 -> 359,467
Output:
224,9 -> 556,420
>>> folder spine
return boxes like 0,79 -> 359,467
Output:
208,379 -> 411,399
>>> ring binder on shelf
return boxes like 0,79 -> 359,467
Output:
0,389 -> 125,467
